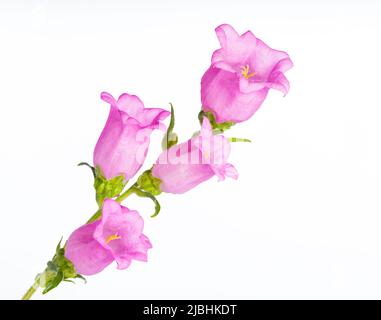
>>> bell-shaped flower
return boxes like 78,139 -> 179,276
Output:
65,199 -> 152,275
201,24 -> 293,123
151,118 -> 238,194
93,91 -> 170,181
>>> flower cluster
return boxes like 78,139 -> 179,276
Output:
22,24 -> 292,299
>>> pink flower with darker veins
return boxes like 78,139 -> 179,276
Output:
93,92 -> 170,181
65,199 -> 152,275
201,24 -> 293,124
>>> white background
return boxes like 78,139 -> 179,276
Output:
1,0 -> 381,299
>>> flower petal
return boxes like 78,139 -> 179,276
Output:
266,71 -> 290,96
140,108 -> 171,127
212,163 -> 239,181
94,92 -> 169,180
212,24 -> 257,71
65,221 -> 113,276
152,142 -> 215,195
117,93 -> 144,115
249,39 -> 293,81
201,66 -> 269,123
100,91 -> 117,105
94,199 -> 152,269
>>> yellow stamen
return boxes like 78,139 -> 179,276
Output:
240,64 -> 256,79
106,234 -> 121,244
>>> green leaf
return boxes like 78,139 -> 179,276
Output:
198,110 -> 235,133
136,169 -> 162,196
162,103 -> 178,150
94,167 -> 126,207
78,162 -> 96,178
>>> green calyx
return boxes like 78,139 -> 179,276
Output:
136,169 -> 162,196
117,169 -> 162,218
78,163 -> 126,207
36,239 -> 85,295
198,110 -> 235,133
94,167 -> 126,207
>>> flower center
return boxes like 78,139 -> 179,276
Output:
240,64 -> 256,79
106,233 -> 121,244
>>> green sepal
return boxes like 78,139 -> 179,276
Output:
52,242 -> 77,279
42,269 -> 63,294
162,103 -> 178,150
64,279 -> 75,284
136,169 -> 162,196
131,186 -> 161,218
78,162 -> 96,178
38,238 -> 86,295
64,274 -> 87,284
74,274 -> 87,283
94,167 -> 126,207
119,184 -> 161,218
198,110 -> 235,133
228,137 -> 252,143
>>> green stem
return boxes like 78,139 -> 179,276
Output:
86,209 -> 102,224
115,183 -> 138,203
87,183 -> 138,223
22,279 -> 39,300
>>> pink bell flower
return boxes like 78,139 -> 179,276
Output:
151,118 -> 238,194
65,199 -> 152,276
93,92 -> 170,180
201,24 -> 293,123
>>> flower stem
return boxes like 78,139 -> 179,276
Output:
22,279 -> 39,300
115,183 -> 138,203
86,209 -> 102,224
